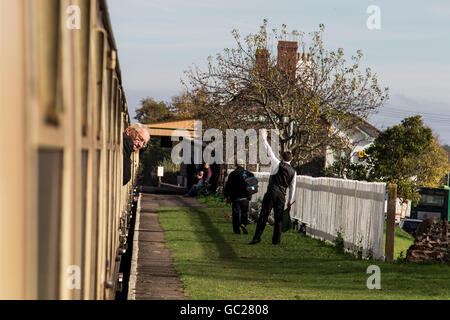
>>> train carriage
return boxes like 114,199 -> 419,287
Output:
1,0 -> 137,299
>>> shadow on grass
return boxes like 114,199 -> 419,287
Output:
187,207 -> 239,261
158,205 -> 450,299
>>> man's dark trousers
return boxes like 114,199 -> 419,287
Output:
232,198 -> 249,234
253,189 -> 285,244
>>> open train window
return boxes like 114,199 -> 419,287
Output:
37,149 -> 63,299
36,0 -> 62,126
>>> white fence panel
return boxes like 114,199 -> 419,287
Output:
252,173 -> 386,259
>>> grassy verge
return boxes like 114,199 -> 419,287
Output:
158,196 -> 450,300
383,223 -> 415,260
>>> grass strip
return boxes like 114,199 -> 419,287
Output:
158,197 -> 450,300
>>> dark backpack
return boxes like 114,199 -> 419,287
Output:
240,170 -> 259,196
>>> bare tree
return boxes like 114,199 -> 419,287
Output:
183,20 -> 389,167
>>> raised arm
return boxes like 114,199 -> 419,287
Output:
288,172 -> 297,205
261,129 -> 280,168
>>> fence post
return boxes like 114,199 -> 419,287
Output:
386,184 -> 397,262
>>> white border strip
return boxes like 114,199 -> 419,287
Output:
127,192 -> 142,300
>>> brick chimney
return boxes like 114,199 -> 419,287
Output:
255,48 -> 269,75
277,41 -> 298,77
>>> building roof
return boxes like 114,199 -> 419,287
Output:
351,116 -> 380,138
358,120 -> 380,138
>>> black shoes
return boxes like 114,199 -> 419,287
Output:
240,224 -> 248,234
248,239 -> 261,245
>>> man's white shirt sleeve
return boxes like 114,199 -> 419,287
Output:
288,172 -> 297,205
264,138 -> 297,206
263,139 -> 280,175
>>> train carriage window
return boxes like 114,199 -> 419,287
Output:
80,150 -> 88,297
106,69 -> 112,144
117,90 -> 122,142
90,151 -> 101,298
105,151 -> 112,278
37,149 -> 63,299
114,90 -> 118,144
95,32 -> 105,140
109,154 -> 116,270
111,79 -> 117,144
37,0 -> 62,126
79,0 -> 91,136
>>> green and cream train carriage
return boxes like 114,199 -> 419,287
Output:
1,0 -> 138,299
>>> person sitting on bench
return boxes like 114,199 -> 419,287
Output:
186,163 -> 212,197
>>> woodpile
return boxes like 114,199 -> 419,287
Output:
406,218 -> 449,263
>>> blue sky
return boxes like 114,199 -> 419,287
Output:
108,0 -> 450,143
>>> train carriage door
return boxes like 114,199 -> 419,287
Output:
73,0 -> 92,300
34,0 -> 66,300
0,0 -> 32,300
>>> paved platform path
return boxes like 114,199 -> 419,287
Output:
128,192 -> 206,300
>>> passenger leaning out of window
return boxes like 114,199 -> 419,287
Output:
123,123 -> 150,186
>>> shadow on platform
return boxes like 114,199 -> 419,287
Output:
139,182 -> 187,195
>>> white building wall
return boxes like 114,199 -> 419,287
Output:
325,128 -> 375,168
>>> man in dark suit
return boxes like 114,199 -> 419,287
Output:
224,163 -> 251,234
249,129 -> 296,245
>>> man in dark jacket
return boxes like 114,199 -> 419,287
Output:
123,123 -> 150,186
224,163 -> 250,234
249,129 -> 296,245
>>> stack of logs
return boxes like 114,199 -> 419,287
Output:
406,218 -> 449,263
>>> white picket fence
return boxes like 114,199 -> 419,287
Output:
252,173 -> 386,260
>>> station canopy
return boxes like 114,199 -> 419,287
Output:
144,119 -> 200,138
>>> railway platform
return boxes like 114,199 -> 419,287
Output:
128,189 -> 206,300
